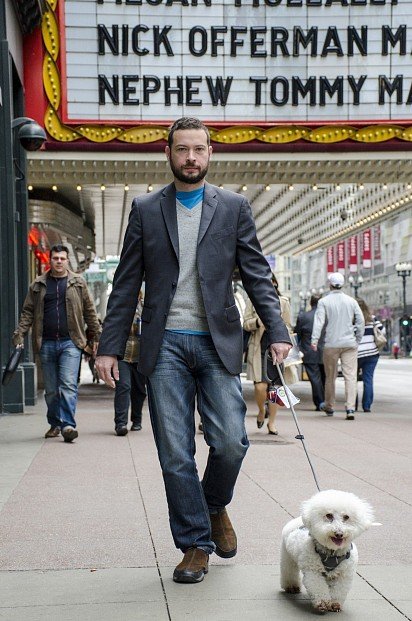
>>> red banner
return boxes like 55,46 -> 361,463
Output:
327,246 -> 335,273
348,235 -> 358,273
362,229 -> 372,268
373,225 -> 381,260
337,241 -> 345,273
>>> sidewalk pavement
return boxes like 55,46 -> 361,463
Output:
0,358 -> 411,620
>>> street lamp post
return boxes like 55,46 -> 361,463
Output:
311,287 -> 324,296
396,262 -> 411,314
299,290 -> 311,310
348,274 -> 363,297
396,262 -> 411,356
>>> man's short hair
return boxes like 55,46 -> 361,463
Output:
310,294 -> 321,308
168,117 -> 210,148
50,244 -> 69,257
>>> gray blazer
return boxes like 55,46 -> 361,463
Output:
98,182 -> 291,376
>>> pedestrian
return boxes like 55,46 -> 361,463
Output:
244,274 -> 296,435
392,342 -> 400,359
311,272 -> 364,420
295,294 -> 325,411
114,293 -> 146,436
95,116 -> 291,584
12,244 -> 101,442
356,298 -> 384,413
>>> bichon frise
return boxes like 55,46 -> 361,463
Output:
280,489 -> 374,613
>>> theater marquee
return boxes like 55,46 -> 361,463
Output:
36,0 -> 412,144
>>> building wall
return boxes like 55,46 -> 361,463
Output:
292,207 -> 412,346
5,0 -> 22,80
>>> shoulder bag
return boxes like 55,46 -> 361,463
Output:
373,321 -> 387,350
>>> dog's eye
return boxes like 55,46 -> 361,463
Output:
325,513 -> 334,521
343,515 -> 350,521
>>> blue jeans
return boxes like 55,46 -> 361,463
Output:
39,339 -> 82,429
147,331 -> 249,554
358,354 -> 379,411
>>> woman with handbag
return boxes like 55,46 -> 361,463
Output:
243,275 -> 299,435
356,298 -> 385,413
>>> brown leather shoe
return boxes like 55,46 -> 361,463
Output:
61,426 -> 78,443
210,508 -> 237,558
45,427 -> 60,438
173,548 -> 209,583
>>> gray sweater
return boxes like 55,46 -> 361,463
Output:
165,199 -> 209,333
311,289 -> 365,349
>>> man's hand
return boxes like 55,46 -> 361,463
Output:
270,342 -> 292,364
311,344 -> 318,352
95,355 -> 119,389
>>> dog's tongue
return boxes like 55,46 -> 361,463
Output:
331,537 -> 344,546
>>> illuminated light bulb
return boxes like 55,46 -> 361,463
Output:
359,183 -> 364,190
76,185 -> 82,191
288,185 -> 294,191
336,184 -> 341,191
28,185 -> 33,191
100,184 -> 105,191
312,184 -> 318,191
52,185 -> 58,192
265,185 -> 271,191
124,184 -> 129,191
147,184 -> 153,192
242,185 -> 247,191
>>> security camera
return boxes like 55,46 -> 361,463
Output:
340,209 -> 348,221
18,122 -> 47,151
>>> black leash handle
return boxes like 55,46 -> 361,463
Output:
264,349 -> 321,492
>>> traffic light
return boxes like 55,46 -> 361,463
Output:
400,315 -> 411,334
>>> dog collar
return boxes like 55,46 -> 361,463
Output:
314,541 -> 353,572
299,526 -> 352,572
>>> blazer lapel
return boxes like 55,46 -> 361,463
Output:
160,183 -> 179,261
198,182 -> 218,245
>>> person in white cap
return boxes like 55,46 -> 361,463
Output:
311,273 -> 365,420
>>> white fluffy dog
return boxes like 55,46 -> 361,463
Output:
280,489 -> 374,613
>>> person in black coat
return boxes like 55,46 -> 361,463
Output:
295,294 -> 325,411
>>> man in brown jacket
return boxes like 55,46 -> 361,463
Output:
13,244 -> 101,442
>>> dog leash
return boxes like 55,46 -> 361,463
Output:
263,351 -> 321,492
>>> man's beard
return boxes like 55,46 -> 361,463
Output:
169,158 -> 209,185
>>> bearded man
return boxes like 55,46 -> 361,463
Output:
96,117 -> 291,583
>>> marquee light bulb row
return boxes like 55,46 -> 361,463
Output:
27,182 -> 411,194
27,183 -> 265,193
302,194 -> 412,254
